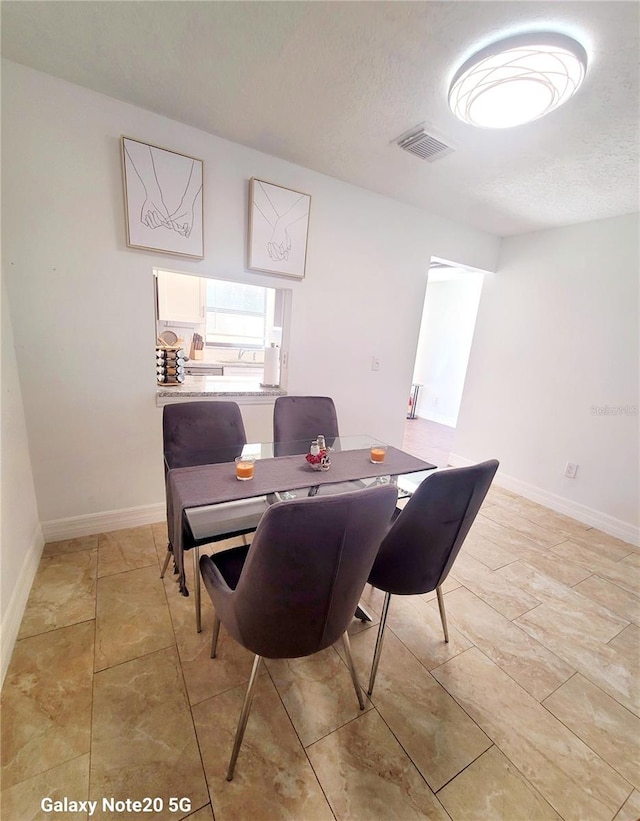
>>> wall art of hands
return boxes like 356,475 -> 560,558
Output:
252,179 -> 309,263
126,142 -> 202,238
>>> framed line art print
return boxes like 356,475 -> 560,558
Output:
248,178 -> 311,279
121,136 -> 204,259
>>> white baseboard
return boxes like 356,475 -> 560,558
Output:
416,410 -> 457,428
448,452 -> 639,546
1,524 -> 44,687
41,502 -> 166,542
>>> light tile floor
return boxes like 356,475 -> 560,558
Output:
402,418 -> 456,468
2,493 -> 639,820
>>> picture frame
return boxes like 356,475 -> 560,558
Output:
121,136 -> 204,259
248,178 -> 311,279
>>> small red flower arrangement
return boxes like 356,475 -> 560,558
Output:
305,446 -> 331,471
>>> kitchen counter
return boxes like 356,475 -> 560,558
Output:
156,374 -> 285,406
185,360 -> 265,371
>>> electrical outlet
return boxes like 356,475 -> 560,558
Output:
371,356 -> 380,371
433,396 -> 439,407
564,462 -> 579,479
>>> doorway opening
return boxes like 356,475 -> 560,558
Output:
403,258 -> 485,466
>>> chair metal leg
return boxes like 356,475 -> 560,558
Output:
193,546 -> 201,633
436,585 -> 449,643
210,615 -> 221,658
227,654 -> 262,781
160,546 -> 172,579
342,632 -> 365,710
367,591 -> 391,696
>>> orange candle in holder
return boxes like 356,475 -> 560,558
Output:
370,445 -> 387,464
235,457 -> 256,481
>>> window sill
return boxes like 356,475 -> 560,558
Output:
156,374 -> 286,407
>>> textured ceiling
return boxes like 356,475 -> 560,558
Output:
2,1 -> 639,236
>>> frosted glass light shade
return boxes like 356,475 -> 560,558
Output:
449,33 -> 587,128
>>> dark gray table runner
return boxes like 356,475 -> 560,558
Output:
167,446 -> 435,595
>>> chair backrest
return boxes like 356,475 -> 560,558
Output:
163,401 -> 247,469
273,396 -> 340,456
368,460 -> 499,596
228,484 -> 398,658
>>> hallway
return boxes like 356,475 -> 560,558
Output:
403,417 -> 456,467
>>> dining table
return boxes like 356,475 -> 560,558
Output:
165,435 -> 437,630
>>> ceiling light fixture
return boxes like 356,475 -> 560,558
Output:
448,32 -> 588,129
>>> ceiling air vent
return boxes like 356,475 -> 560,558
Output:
395,125 -> 454,162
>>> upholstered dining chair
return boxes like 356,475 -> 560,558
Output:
161,401 -> 265,631
272,395 -> 340,456
272,394 -> 377,621
366,459 -> 499,695
199,483 -> 398,780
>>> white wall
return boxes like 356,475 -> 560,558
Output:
1,279 -> 43,684
412,271 -> 484,427
454,213 -> 639,542
1,60 -> 499,533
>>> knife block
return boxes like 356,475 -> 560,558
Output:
189,345 -> 204,361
